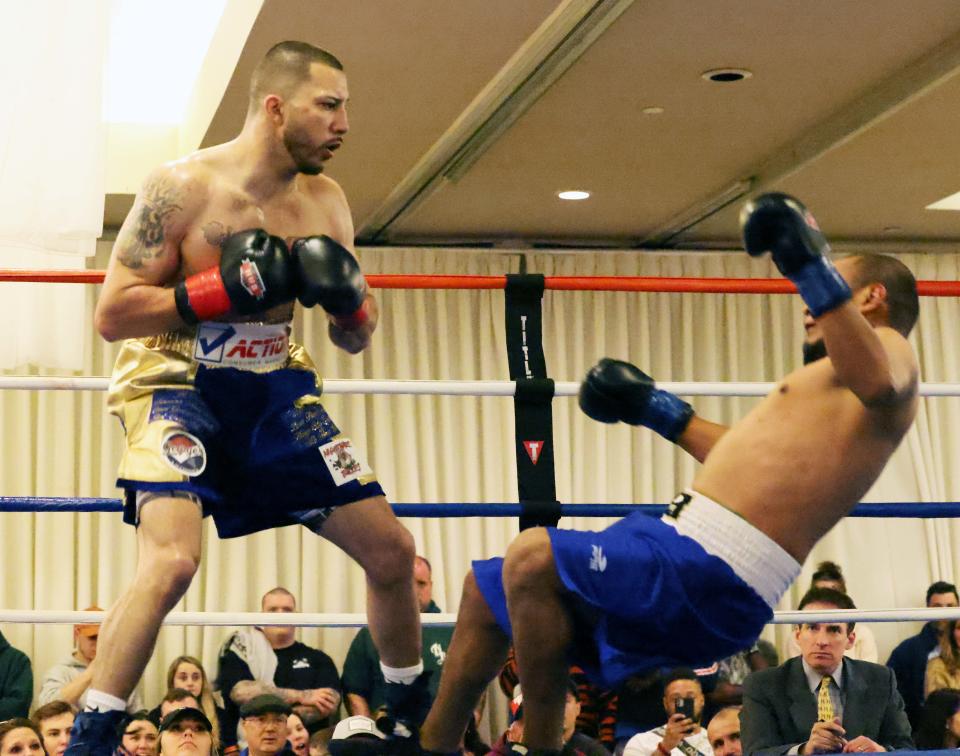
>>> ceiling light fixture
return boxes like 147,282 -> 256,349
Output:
701,68 -> 753,83
641,106 -> 665,115
558,190 -> 590,201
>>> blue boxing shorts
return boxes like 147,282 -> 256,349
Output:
107,321 -> 385,538
473,490 -> 800,688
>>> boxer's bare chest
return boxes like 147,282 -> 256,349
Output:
178,181 -> 342,276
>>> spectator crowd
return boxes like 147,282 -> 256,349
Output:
1,559 -> 958,754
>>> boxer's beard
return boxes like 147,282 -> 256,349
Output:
802,338 -> 828,365
283,129 -> 324,176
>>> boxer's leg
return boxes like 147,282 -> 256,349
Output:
419,571 -> 510,753
321,495 -> 420,669
68,491 -> 202,754
94,492 -> 203,695
502,528 -> 573,751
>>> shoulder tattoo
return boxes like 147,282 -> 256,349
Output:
117,174 -> 185,269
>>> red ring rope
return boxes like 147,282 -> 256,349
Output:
1,270 -> 958,296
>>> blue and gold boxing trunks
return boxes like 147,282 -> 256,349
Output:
107,321 -> 384,538
472,491 -> 800,688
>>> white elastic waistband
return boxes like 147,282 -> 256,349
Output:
662,490 -> 800,608
192,321 -> 290,371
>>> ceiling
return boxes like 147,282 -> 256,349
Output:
104,0 -> 960,251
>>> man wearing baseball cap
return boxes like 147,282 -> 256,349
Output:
328,714 -> 387,754
240,695 -> 294,756
159,706 -> 216,755
38,607 -> 143,711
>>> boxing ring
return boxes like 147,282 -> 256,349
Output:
5,267 -> 960,755
4,267 -> 960,618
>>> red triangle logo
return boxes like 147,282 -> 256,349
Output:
524,441 -> 544,465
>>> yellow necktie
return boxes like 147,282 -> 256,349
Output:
817,676 -> 835,722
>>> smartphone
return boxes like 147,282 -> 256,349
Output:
675,696 -> 696,720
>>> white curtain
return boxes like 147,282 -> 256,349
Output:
0,1 -> 108,369
1,244 -> 959,740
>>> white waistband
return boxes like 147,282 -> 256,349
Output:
662,490 -> 801,608
192,321 -> 290,371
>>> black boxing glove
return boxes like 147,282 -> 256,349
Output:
579,358 -> 694,442
292,235 -> 370,328
739,192 -> 851,317
174,229 -> 296,324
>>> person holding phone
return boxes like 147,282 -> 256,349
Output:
623,669 -> 711,756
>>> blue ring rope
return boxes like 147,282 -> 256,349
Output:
1,497 -> 958,518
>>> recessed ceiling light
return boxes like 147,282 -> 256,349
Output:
701,68 -> 753,83
642,106 -> 664,115
558,190 -> 590,201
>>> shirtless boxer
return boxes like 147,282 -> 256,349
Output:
414,193 -> 920,756
67,41 -> 428,753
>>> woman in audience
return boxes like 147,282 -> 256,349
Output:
928,620 -> 960,695
0,719 -> 45,756
166,655 -> 223,746
118,711 -> 159,756
915,688 -> 960,749
286,712 -> 309,756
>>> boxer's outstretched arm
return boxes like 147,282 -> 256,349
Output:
817,305 -> 917,407
579,357 -> 728,462
95,165 -> 203,341
677,416 -> 729,463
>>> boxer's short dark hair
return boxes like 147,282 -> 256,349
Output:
847,253 -> 918,336
249,41 -> 344,110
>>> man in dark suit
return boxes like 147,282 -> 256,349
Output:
741,587 -> 913,755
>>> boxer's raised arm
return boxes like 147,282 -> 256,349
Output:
818,314 -> 917,407
95,165 -> 203,341
740,193 -> 917,408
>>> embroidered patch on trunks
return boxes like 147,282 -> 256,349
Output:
161,431 -> 207,476
318,438 -> 370,485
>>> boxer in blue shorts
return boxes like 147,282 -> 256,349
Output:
69,42 -> 430,754
416,195 -> 921,756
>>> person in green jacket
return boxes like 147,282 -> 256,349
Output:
0,629 -> 32,719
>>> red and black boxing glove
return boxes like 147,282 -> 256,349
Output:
292,235 -> 370,329
174,229 -> 296,324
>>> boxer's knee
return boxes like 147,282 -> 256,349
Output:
503,528 -> 556,595
363,525 -> 416,588
138,547 -> 200,607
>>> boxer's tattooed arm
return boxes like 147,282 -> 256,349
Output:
117,175 -> 184,269
202,220 -> 233,248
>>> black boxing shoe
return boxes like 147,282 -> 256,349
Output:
376,671 -> 434,743
64,709 -> 125,756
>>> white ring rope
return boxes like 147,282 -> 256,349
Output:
3,376 -> 960,397
0,607 -> 956,627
